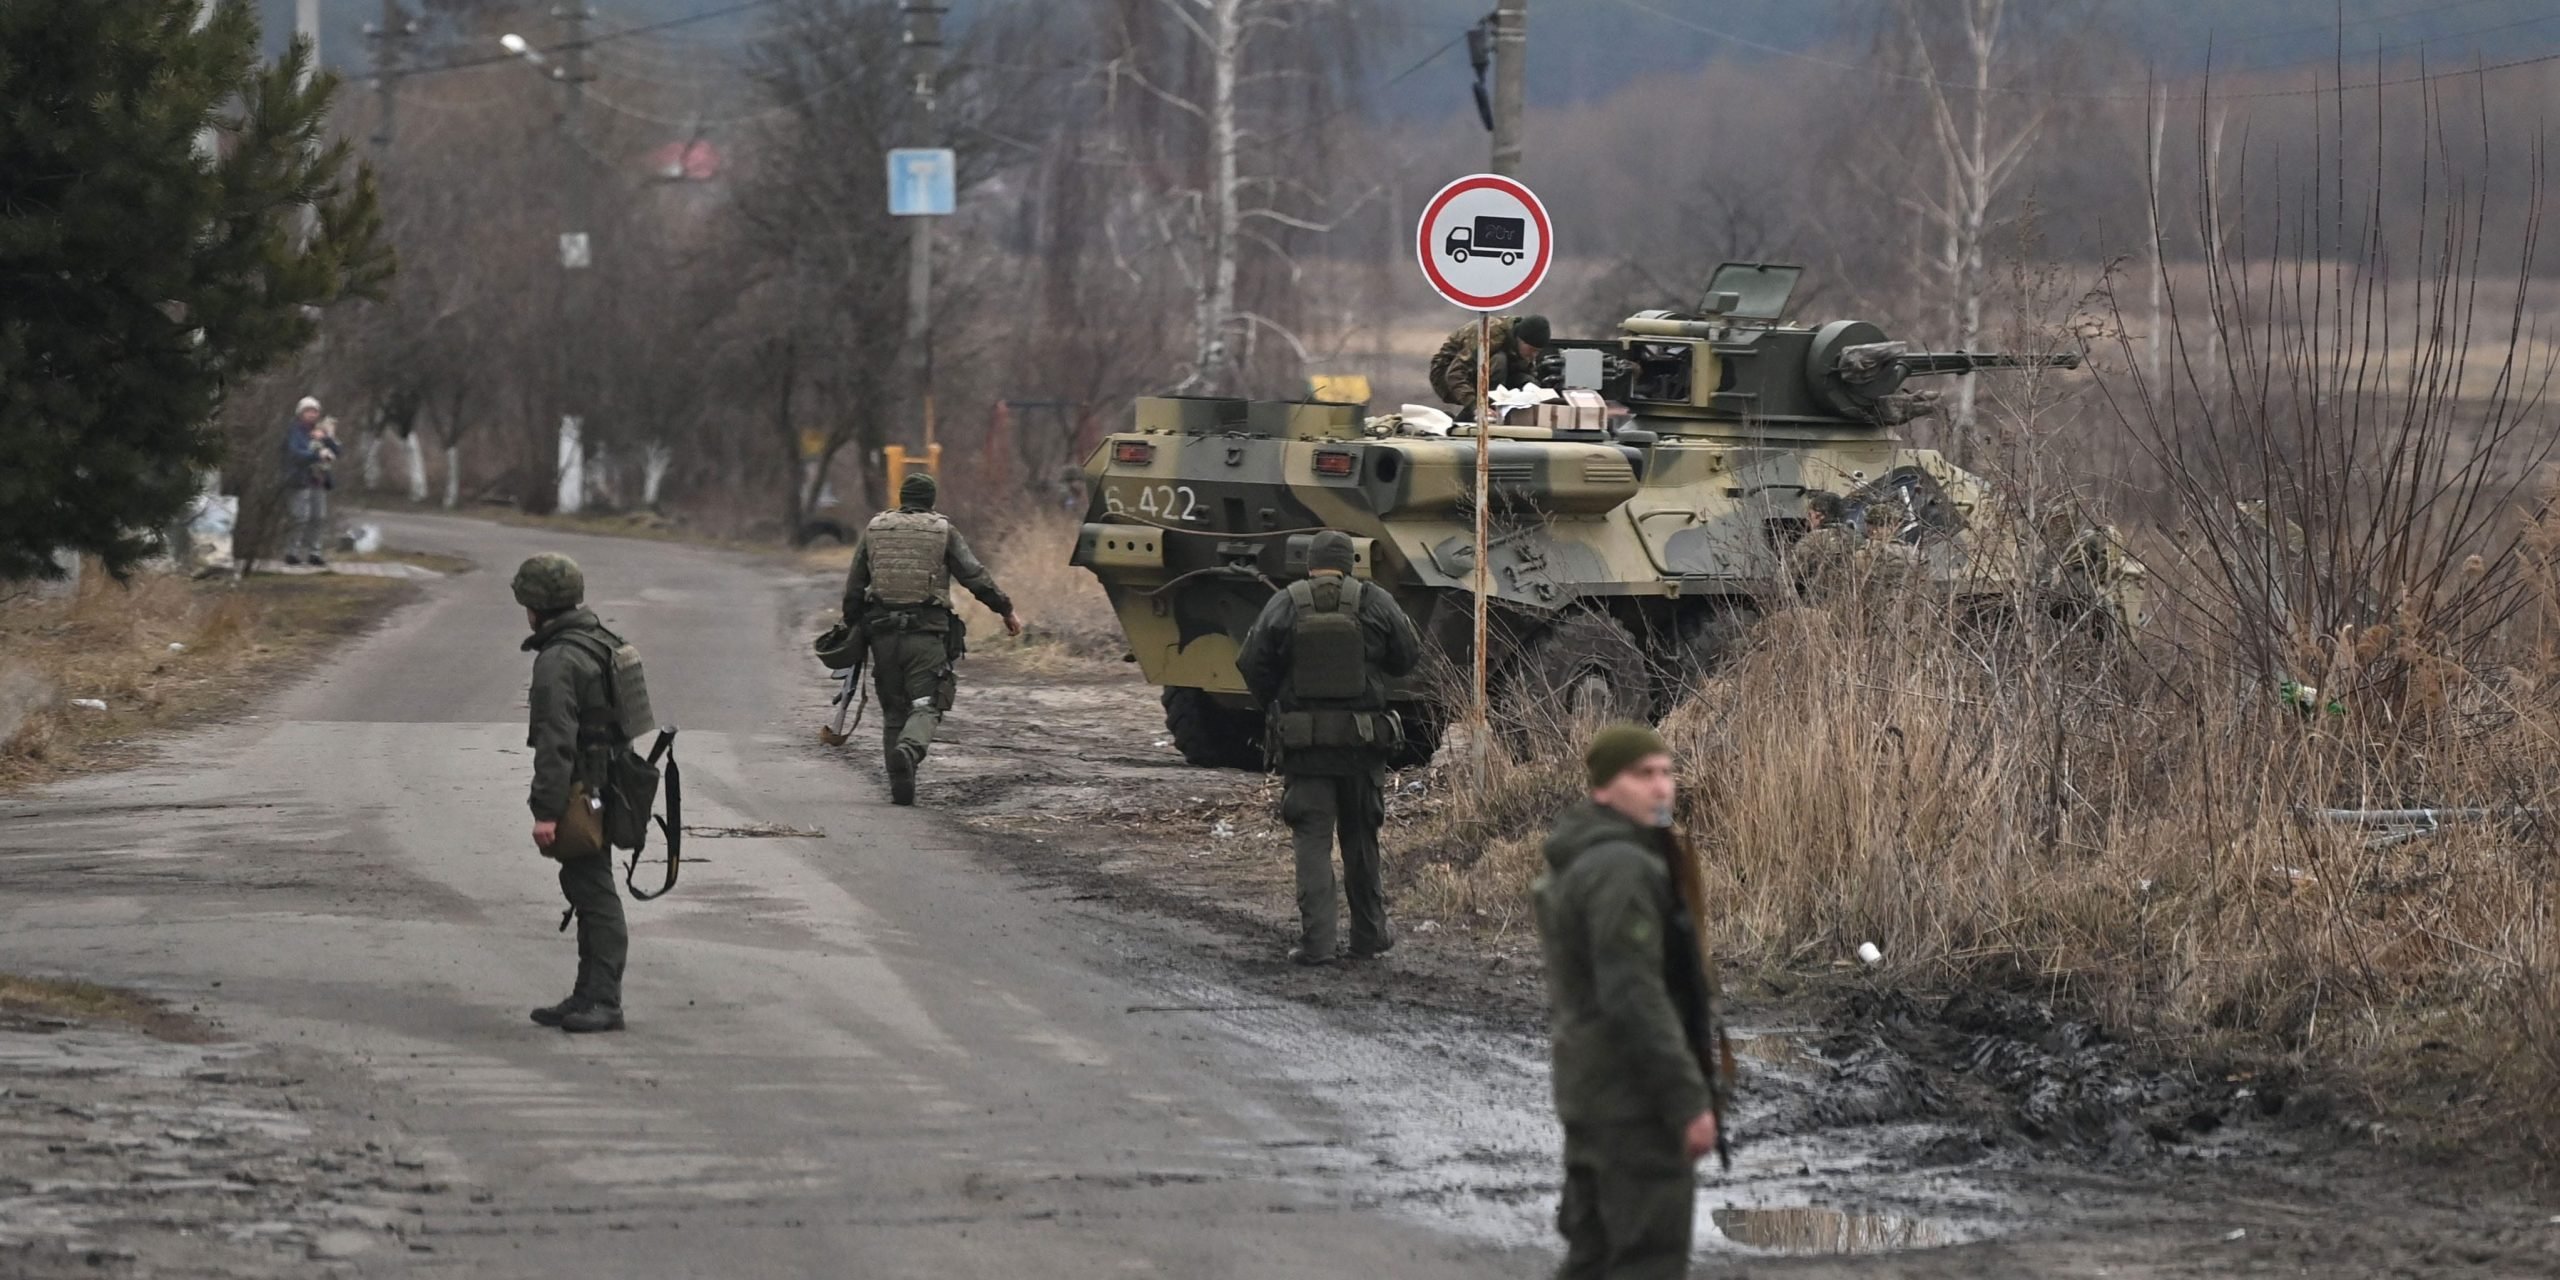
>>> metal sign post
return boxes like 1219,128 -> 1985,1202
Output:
1414,173 -> 1553,789
1473,313 -> 1493,786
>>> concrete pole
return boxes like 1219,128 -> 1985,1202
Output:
904,2 -> 945,463
369,0 -> 402,150
559,5 -> 593,513
1489,0 -> 1526,177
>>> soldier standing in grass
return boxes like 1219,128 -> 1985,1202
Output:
1236,529 -> 1423,966
840,471 -> 1021,806
1534,724 -> 1721,1278
516,552 -> 628,1034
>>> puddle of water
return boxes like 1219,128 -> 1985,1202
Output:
1711,1205 -> 1957,1255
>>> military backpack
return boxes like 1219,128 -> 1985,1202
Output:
545,625 -> 683,900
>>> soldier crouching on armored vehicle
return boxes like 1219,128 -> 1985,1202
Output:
1430,313 -> 1550,420
841,472 -> 1023,806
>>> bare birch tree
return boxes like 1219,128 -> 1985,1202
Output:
1894,0 -> 2047,465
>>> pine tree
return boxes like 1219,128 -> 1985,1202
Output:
0,0 -> 393,581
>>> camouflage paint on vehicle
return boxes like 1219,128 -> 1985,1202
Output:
1071,264 -> 2147,768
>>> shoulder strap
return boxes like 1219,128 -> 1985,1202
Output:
624,728 -> 682,901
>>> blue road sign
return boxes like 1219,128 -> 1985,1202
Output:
887,148 -> 956,216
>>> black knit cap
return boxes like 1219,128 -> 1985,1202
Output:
1308,529 -> 1357,574
900,471 -> 939,507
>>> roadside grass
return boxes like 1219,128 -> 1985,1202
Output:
1404,555 -> 2560,1157
0,565 -> 424,790
0,973 -> 210,1042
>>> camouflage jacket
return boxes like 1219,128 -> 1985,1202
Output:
1532,800 -> 1715,1130
1429,316 -> 1542,407
841,504 -> 1013,634
521,608 -> 616,820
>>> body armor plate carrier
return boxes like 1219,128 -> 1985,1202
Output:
865,510 -> 952,608
1273,578 -> 1398,754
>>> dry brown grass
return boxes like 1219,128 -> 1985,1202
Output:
1406,549 -> 2560,1156
0,565 -> 420,789
951,510 -> 1125,662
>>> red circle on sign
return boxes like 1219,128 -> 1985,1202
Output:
1415,174 -> 1553,311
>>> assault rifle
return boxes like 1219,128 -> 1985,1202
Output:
1664,824 -> 1735,1171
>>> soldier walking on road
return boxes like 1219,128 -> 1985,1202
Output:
841,472 -> 1022,806
1534,725 -> 1723,1278
1236,530 -> 1422,966
516,553 -> 630,1034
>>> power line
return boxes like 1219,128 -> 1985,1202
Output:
394,0 -> 787,80
1597,0 -> 2560,103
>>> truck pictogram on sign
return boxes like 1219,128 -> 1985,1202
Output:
1443,215 -> 1526,265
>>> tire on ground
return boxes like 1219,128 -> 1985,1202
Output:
1161,687 -> 1267,771
1494,609 -> 1653,757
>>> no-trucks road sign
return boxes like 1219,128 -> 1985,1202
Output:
1415,173 -> 1552,311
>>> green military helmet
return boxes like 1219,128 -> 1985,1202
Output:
511,552 -> 585,611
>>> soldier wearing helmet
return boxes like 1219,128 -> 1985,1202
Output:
841,471 -> 1023,806
1428,313 -> 1551,421
514,552 -> 629,1034
1235,530 -> 1423,966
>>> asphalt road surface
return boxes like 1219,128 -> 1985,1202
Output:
0,514 -> 1542,1278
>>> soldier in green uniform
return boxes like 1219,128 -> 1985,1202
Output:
1236,530 -> 1423,965
841,472 -> 1022,806
1429,313 -> 1551,419
1534,724 -> 1722,1278
516,552 -> 630,1034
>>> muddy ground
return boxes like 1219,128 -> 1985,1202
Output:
0,1000 -> 452,1277
824,626 -> 2560,1276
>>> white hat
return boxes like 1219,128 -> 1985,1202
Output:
296,396 -> 322,414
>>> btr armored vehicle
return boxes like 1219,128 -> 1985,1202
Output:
1068,263 -> 2144,768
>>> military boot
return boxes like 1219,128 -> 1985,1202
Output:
885,744 -> 918,806
529,994 -> 589,1027
559,1002 -> 625,1034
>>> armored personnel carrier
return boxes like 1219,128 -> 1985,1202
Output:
1069,263 -> 2145,768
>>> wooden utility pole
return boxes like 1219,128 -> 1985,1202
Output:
904,1 -> 945,460
365,1 -> 407,151
1490,0 -> 1526,176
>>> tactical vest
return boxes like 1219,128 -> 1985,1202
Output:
549,624 -> 657,749
864,509 -> 952,608
1271,578 -> 1399,757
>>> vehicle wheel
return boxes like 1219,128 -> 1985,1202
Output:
1388,701 -> 1446,770
1162,688 -> 1267,771
1450,248 -> 1469,263
1501,251 -> 1518,266
1663,601 -> 1761,707
1495,610 -> 1653,757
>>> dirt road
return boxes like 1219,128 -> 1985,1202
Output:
5,512 -> 2555,1279
0,513 -> 1537,1278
